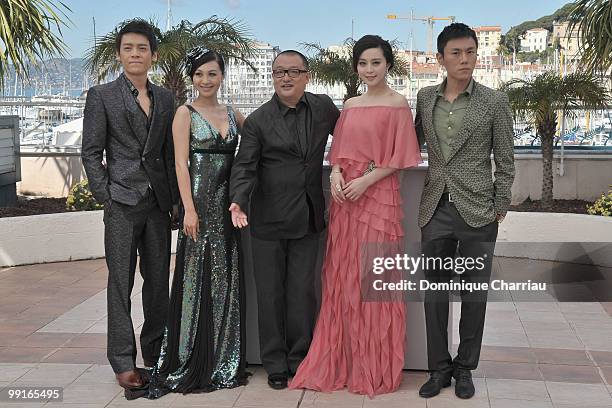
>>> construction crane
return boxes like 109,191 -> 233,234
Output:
387,12 -> 456,54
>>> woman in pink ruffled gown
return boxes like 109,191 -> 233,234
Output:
289,35 -> 422,397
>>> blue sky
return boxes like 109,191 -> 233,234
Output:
62,0 -> 570,58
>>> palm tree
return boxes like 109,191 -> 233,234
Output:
302,38 -> 409,102
0,0 -> 71,90
501,71 -> 609,207
85,16 -> 256,106
568,0 -> 612,78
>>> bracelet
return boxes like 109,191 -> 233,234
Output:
329,170 -> 341,182
363,161 -> 376,176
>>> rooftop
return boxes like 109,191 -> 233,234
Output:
473,26 -> 502,32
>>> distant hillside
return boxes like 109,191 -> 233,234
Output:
2,58 -> 92,94
500,2 -> 576,53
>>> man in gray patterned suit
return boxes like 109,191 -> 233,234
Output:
415,23 -> 515,400
82,19 -> 179,391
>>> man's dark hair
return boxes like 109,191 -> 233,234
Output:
115,19 -> 158,53
437,23 -> 478,55
352,35 -> 394,72
273,50 -> 309,70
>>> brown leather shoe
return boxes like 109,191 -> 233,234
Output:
115,369 -> 144,389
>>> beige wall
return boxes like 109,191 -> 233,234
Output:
553,21 -> 581,62
17,149 -> 85,197
16,150 -> 612,203
510,153 -> 612,203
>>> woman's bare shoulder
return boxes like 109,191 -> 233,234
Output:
388,91 -> 410,108
343,95 -> 366,108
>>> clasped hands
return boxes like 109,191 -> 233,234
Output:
330,172 -> 371,203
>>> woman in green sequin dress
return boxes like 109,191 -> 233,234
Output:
144,47 -> 248,398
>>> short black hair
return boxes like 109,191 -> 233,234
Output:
273,50 -> 309,70
437,23 -> 478,55
186,48 -> 226,78
115,19 -> 158,53
352,35 -> 394,72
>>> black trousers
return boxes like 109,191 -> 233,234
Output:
250,230 -> 320,375
104,190 -> 171,374
421,198 -> 498,373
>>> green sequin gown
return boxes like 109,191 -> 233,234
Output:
147,105 -> 247,397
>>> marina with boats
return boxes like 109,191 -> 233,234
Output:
2,93 -> 610,150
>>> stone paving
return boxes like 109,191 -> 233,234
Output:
1,257 -> 612,407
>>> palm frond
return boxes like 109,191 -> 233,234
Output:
501,70 -> 609,206
568,0 -> 612,77
83,29 -> 121,81
301,37 -> 409,101
191,16 -> 257,71
83,16 -> 257,105
301,41 -> 356,88
502,71 -> 609,121
0,0 -> 71,90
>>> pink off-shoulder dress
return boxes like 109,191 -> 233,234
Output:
289,105 -> 422,397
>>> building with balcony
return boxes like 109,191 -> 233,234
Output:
473,26 -> 502,58
521,28 -> 550,52
553,20 -> 582,63
220,41 -> 280,107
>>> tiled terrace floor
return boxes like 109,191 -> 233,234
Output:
1,258 -> 612,407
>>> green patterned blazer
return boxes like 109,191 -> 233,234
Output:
415,80 -> 515,228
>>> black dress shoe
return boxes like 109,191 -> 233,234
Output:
136,367 -> 152,383
124,384 -> 149,401
143,359 -> 157,368
419,371 -> 452,398
453,368 -> 475,399
267,373 -> 288,390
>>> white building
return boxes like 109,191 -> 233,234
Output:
521,28 -> 550,52
306,81 -> 346,105
220,41 -> 280,108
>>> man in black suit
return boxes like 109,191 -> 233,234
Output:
229,50 -> 340,390
81,19 -> 179,390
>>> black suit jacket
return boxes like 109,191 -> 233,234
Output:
81,74 -> 179,212
230,92 -> 340,240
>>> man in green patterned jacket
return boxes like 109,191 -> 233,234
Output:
415,23 -> 515,400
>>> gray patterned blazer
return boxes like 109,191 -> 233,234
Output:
82,74 -> 179,212
415,80 -> 515,228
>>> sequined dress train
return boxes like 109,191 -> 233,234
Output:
146,105 -> 247,397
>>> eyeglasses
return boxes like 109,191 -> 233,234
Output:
272,69 -> 308,79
